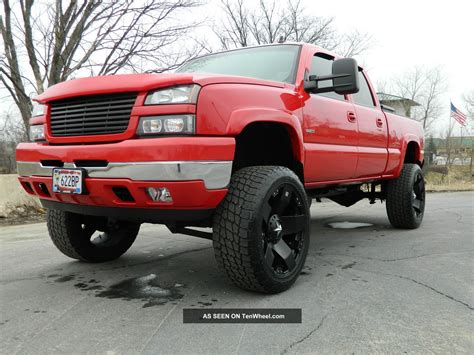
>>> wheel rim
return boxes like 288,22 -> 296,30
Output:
412,172 -> 425,218
260,183 -> 307,277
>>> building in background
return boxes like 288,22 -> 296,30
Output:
377,92 -> 420,117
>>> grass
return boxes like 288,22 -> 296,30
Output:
0,204 -> 45,226
425,165 -> 474,192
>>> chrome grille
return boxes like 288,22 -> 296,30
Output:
49,93 -> 137,136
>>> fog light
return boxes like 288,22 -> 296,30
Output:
146,187 -> 173,202
146,187 -> 159,201
159,188 -> 173,202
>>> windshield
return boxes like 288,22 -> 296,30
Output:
176,44 -> 301,84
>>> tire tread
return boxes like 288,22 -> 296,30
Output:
213,166 -> 308,293
386,163 -> 424,229
47,209 -> 83,260
46,209 -> 139,262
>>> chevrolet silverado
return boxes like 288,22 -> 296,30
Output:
16,43 -> 425,293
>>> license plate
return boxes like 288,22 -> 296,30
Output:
52,168 -> 83,194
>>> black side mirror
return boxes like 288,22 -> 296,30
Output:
304,58 -> 359,95
332,58 -> 359,95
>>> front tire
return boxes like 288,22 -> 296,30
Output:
386,163 -> 426,229
47,209 -> 140,262
213,166 -> 310,294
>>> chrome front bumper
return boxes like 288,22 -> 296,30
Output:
17,161 -> 233,190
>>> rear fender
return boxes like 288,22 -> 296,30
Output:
395,136 -> 423,176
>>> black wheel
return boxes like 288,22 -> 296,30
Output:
213,166 -> 310,293
46,209 -> 140,262
386,163 -> 426,229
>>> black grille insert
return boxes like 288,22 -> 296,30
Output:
112,187 -> 135,202
49,93 -> 137,136
41,160 -> 64,167
74,160 -> 108,167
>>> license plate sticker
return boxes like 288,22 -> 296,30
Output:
52,168 -> 83,194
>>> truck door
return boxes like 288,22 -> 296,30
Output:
350,70 -> 388,178
303,53 -> 358,182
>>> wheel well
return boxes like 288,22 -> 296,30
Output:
233,122 -> 304,182
404,141 -> 422,166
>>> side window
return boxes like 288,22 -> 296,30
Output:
352,70 -> 376,107
309,54 -> 346,101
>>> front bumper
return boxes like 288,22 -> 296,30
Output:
17,160 -> 232,190
16,137 -> 235,219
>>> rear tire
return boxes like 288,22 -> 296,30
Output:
386,163 -> 426,229
213,166 -> 310,294
47,209 -> 140,262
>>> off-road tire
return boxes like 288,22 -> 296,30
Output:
386,163 -> 426,229
213,166 -> 310,293
47,209 -> 140,262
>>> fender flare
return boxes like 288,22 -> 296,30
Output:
225,108 -> 305,164
395,135 -> 423,176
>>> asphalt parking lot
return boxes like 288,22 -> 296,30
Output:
1,192 -> 472,354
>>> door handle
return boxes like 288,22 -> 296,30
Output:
376,118 -> 384,127
347,111 -> 357,123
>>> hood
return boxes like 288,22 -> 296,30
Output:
35,73 -> 286,103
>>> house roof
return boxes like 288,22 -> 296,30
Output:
377,92 -> 420,107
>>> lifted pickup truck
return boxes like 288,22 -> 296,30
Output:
16,43 -> 425,293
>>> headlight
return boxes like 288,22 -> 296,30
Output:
145,85 -> 200,105
29,125 -> 45,141
32,102 -> 46,116
137,115 -> 195,135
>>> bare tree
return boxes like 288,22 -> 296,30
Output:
381,66 -> 447,134
334,30 -> 374,58
0,0 -> 202,136
214,0 -> 372,57
0,110 -> 27,173
217,0 -> 250,49
249,0 -> 286,45
279,0 -> 334,46
463,91 -> 474,119
442,117 -> 457,167
462,91 -> 473,176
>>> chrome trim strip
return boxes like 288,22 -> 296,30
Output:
17,161 -> 233,190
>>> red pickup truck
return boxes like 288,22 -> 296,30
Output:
16,43 -> 425,293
